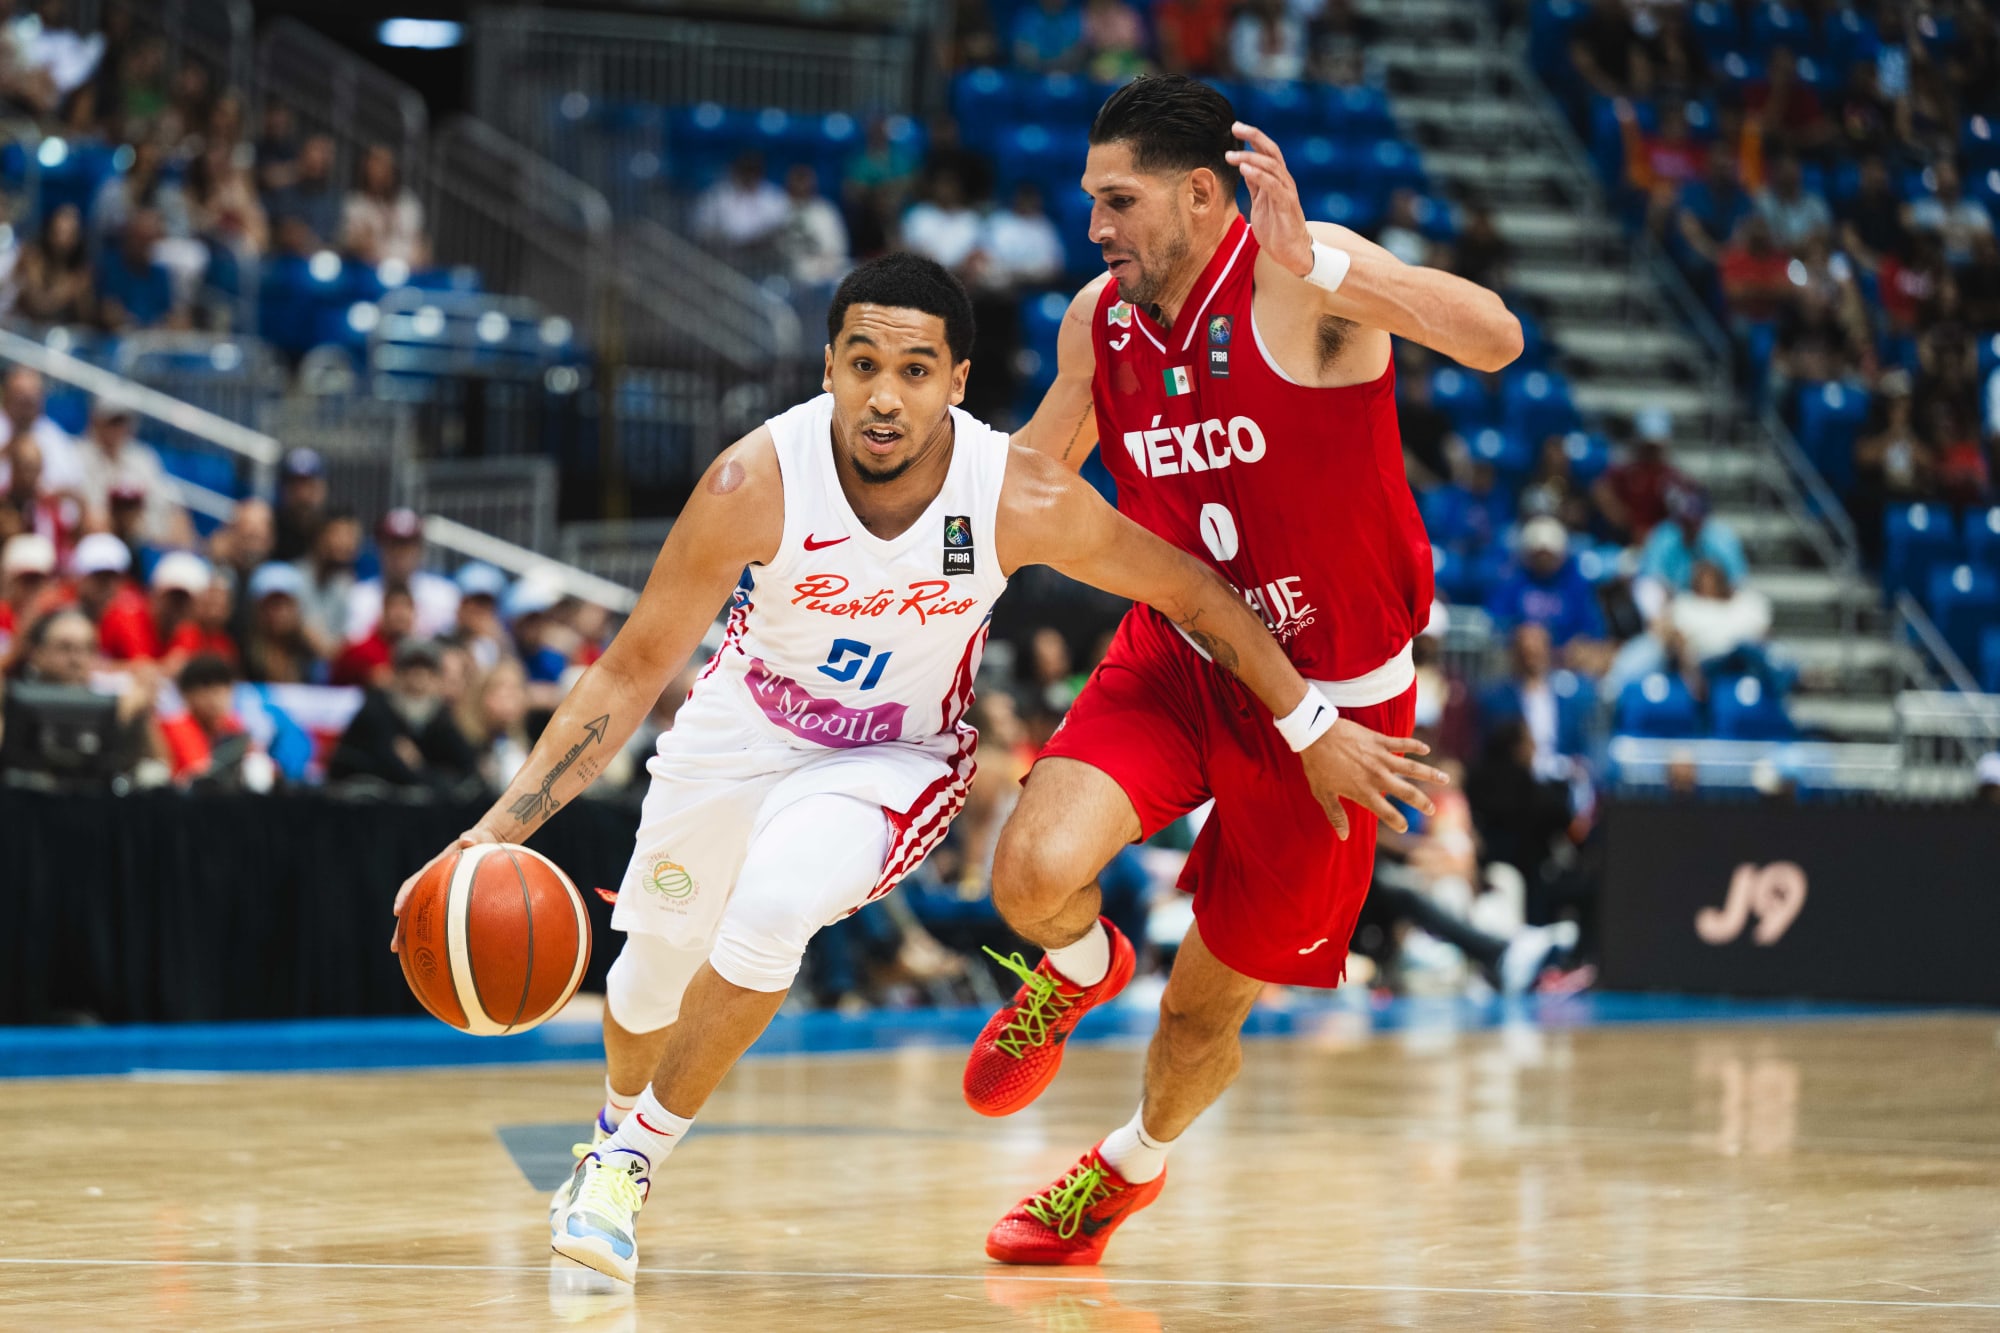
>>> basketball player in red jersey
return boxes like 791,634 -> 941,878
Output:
962,77 -> 1525,1263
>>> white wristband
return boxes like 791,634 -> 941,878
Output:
1304,240 -> 1351,295
1274,685 -> 1339,753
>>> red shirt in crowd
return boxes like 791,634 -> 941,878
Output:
166,622 -> 240,666
162,712 -> 246,782
97,584 -> 161,661
330,632 -> 395,688
1602,457 -> 1687,538
1720,244 -> 1795,321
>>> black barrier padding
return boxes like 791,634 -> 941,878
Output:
0,787 -> 638,1025
1601,799 -> 2000,1005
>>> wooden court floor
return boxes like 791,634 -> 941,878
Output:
3,1012 -> 1998,1330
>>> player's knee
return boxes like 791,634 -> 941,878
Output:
605,932 -> 707,1033
708,893 -> 814,994
1156,989 -> 1245,1067
991,822 -> 1089,927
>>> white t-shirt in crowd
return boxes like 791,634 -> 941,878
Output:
901,202 -> 983,270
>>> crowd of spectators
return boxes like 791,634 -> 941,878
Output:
0,2 -> 431,335
1537,0 -> 2000,552
0,373 -> 621,794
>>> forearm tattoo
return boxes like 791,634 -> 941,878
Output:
1059,407 -> 1091,464
508,714 -> 611,824
1176,610 -> 1241,674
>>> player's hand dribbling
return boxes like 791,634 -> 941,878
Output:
1298,721 -> 1448,841
389,825 -> 504,951
1225,121 -> 1314,279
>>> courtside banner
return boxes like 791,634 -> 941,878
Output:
1601,800 -> 2000,1005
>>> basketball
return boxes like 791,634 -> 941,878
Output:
396,843 -> 592,1035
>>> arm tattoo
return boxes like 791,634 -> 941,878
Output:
1059,408 -> 1091,464
1176,610 -> 1241,674
507,714 -> 611,823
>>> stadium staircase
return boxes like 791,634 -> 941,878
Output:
1361,0 -> 1907,742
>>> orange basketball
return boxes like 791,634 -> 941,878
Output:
397,843 -> 592,1035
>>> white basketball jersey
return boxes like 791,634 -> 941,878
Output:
683,393 -> 1011,752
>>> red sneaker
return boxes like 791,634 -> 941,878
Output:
986,1144 -> 1165,1265
963,919 -> 1135,1117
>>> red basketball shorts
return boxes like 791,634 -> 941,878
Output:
1036,606 -> 1416,987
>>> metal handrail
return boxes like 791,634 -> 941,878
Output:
1894,591 -> 1985,697
422,517 -> 639,616
618,218 -> 805,375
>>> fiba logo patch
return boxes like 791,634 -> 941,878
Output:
1207,314 -> 1231,345
645,857 -> 696,901
1207,314 -> 1231,378
943,514 -> 975,576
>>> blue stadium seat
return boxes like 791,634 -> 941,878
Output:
1320,84 -> 1396,139
1502,370 -> 1580,441
1242,81 -> 1319,140
1310,189 -> 1384,233
1929,565 -> 2000,669
951,68 -> 1014,142
1468,427 -> 1532,480
1019,289 -> 1068,356
1429,366 -> 1492,432
1965,506 -> 2000,569
1711,674 -> 1794,740
1982,627 -> 2000,694
1965,116 -> 2000,175
994,123 -> 1089,193
1795,380 -> 1868,495
1560,430 -> 1612,483
1050,190 -> 1098,278
1364,139 -> 1427,193
1688,0 -> 1743,63
1822,5 -> 1880,70
1287,136 -> 1354,196
1617,672 -> 1704,738
1884,502 -> 1962,599
1528,0 -> 1587,86
1972,167 -> 2000,212
1027,71 -> 1095,127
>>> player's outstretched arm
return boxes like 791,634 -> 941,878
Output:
995,446 -> 1448,839
1010,274 -> 1107,474
390,431 -> 784,943
1227,122 -> 1524,373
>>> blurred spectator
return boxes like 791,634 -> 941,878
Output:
1446,202 -> 1511,292
68,531 -> 130,624
1464,716 -> 1575,890
89,140 -> 189,247
978,182 -> 1065,291
0,436 -> 78,556
1082,0 -> 1148,82
1376,190 -> 1431,267
0,608 -> 156,780
1838,156 -> 1910,267
74,397 -> 191,549
12,203 -> 95,325
1743,47 -> 1833,159
97,209 -> 187,332
1228,0 -> 1307,84
457,656 -> 534,791
99,549 -> 206,662
901,171 -> 984,273
0,531 -> 57,653
1637,487 -> 1748,592
1675,143 -> 1756,269
185,139 -> 269,263
842,116 -> 925,257
253,103 -> 301,195
327,638 -> 478,788
1011,0 -> 1084,73
1903,162 -> 1994,267
241,562 -> 323,685
1960,232 -> 2000,330
692,152 -> 791,255
1484,516 -> 1606,650
272,447 -> 328,562
1670,560 -> 1773,673
173,569 -> 239,666
1397,368 -> 1458,488
504,576 -> 572,691
0,368 -> 82,497
293,506 -> 359,653
341,144 -> 428,268
1754,156 -> 1833,251
1567,0 -> 1640,100
208,497 -> 274,602
263,133 -> 343,253
1521,434 -> 1596,535
332,579 -> 412,688
346,508 -> 459,642
160,652 -> 248,785
777,164 -> 850,289
449,561 -> 512,670
1427,454 -> 1512,556
1718,215 -> 1797,333
1479,622 -> 1594,777
1154,0 -> 1232,75
1851,370 -> 1929,561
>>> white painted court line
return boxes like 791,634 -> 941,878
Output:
2,1257 -> 1996,1310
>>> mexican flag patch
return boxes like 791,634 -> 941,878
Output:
1163,366 -> 1193,396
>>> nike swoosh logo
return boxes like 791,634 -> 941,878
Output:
803,534 -> 849,551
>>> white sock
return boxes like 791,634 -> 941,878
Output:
1097,1103 -> 1173,1184
1045,920 -> 1110,988
601,1085 -> 693,1166
597,1078 -> 640,1133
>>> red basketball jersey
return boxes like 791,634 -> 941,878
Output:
1090,216 -> 1433,682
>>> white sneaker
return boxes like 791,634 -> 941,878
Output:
550,1148 -> 650,1284
1500,921 -> 1581,997
548,1113 -> 616,1220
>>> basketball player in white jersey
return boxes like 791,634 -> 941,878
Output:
392,253 -> 1444,1284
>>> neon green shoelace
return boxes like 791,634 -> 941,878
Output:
577,1157 -> 645,1217
1021,1162 -> 1112,1240
982,948 -> 1077,1059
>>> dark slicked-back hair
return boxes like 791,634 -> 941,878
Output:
1090,75 -> 1241,196
827,251 -> 976,364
